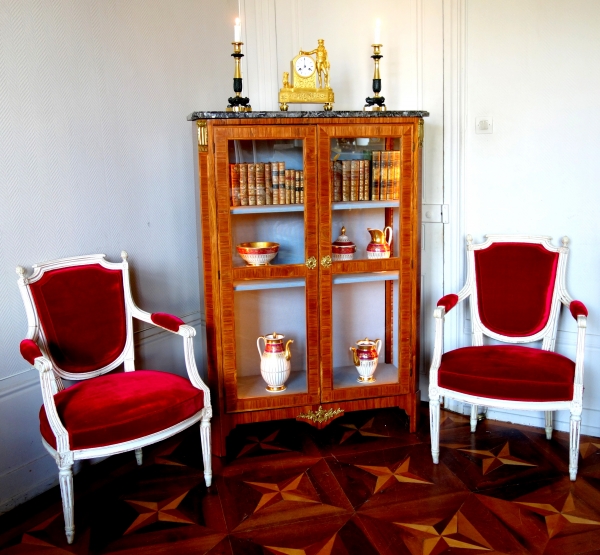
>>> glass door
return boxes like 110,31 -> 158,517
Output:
317,123 -> 419,404
212,125 -> 320,413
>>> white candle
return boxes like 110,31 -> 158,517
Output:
374,19 -> 381,44
234,17 -> 241,42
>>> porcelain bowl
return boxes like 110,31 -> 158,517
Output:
236,242 -> 279,266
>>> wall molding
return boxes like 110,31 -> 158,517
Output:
443,0 -> 468,353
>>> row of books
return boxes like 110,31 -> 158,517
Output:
331,151 -> 401,202
230,163 -> 304,207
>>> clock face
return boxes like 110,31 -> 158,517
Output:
295,56 -> 315,77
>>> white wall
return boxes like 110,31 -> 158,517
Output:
0,0 -> 237,512
445,0 -> 600,434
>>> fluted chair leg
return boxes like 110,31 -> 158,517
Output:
135,448 -> 143,465
200,416 -> 212,487
545,411 -> 553,440
569,412 -> 581,481
430,397 -> 440,464
58,461 -> 75,544
470,404 -> 478,432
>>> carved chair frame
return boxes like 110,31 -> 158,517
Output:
16,252 -> 212,543
428,235 -> 587,480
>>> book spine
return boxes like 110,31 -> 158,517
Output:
394,150 -> 400,200
230,163 -> 240,207
285,170 -> 292,204
295,171 -> 301,204
300,171 -> 304,204
278,162 -> 286,205
248,163 -> 256,206
342,161 -> 350,202
272,162 -> 279,205
380,151 -> 388,200
256,162 -> 265,206
239,163 -> 248,206
265,162 -> 272,205
334,161 -> 342,202
371,152 -> 380,201
358,160 -> 365,201
350,160 -> 359,201
363,159 -> 370,201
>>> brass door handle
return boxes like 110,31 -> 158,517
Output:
321,255 -> 332,268
306,256 -> 317,270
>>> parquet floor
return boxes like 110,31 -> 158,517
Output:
3,406 -> 600,554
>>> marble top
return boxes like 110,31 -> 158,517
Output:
187,110 -> 429,121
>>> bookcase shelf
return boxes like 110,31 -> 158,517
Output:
193,113 -> 424,456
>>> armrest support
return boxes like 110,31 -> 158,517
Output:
30,352 -> 71,453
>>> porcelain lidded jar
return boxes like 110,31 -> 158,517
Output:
257,332 -> 293,392
331,226 -> 356,261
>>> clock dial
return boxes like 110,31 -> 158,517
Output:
295,56 -> 315,77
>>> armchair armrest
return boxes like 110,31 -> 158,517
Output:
151,312 -> 185,333
437,294 -> 459,314
20,338 -> 43,364
570,300 -> 588,321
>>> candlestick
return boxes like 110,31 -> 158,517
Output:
226,41 -> 252,112
364,43 -> 386,112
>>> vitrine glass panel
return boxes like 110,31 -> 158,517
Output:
331,273 -> 399,389
234,281 -> 308,399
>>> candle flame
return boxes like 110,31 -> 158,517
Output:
235,17 -> 240,25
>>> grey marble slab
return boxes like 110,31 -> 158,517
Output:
187,110 -> 429,121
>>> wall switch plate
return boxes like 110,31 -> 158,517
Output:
475,116 -> 493,134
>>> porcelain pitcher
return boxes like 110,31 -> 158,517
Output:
366,227 -> 392,259
349,337 -> 382,382
257,332 -> 293,392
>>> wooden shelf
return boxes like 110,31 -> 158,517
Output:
332,200 -> 397,210
234,278 -> 305,291
332,271 -> 399,285
333,363 -> 398,389
237,370 -> 307,399
231,205 -> 305,215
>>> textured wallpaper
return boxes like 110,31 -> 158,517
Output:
0,0 -> 238,380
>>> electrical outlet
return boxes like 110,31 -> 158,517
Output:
475,116 -> 493,134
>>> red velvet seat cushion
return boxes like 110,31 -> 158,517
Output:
438,346 -> 575,402
40,370 -> 204,450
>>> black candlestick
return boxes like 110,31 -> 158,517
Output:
227,42 -> 251,112
364,44 -> 386,111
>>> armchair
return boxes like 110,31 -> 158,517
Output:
16,252 -> 212,544
429,235 -> 587,480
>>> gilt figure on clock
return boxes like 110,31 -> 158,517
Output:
279,39 -> 335,111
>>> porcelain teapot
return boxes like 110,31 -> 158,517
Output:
349,337 -> 382,383
366,227 -> 392,259
257,332 -> 293,392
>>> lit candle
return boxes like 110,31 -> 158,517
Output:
374,18 -> 381,44
234,17 -> 241,42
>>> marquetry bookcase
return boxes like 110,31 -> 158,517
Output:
189,111 -> 428,456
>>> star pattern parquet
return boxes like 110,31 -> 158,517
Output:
3,406 -> 600,554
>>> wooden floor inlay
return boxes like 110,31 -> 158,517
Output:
2,406 -> 600,554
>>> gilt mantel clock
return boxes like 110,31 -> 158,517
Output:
279,39 -> 335,111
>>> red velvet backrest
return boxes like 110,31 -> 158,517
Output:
473,242 -> 559,338
29,264 -> 127,374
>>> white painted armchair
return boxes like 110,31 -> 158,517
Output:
429,235 -> 587,480
16,252 -> 212,544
